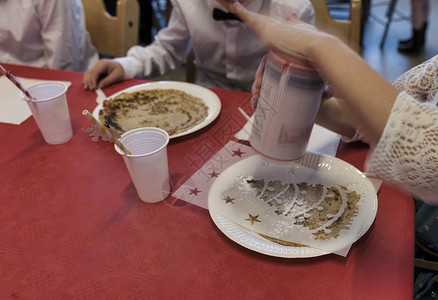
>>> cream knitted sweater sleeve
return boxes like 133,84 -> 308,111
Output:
366,55 -> 438,205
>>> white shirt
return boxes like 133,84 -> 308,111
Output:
0,0 -> 99,72
366,55 -> 438,205
115,0 -> 315,91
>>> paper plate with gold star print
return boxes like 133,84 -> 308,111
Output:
208,153 -> 378,258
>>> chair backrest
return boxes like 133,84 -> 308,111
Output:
82,0 -> 139,58
309,0 -> 362,53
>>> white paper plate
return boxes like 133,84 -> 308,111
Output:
208,152 -> 378,258
93,81 -> 221,139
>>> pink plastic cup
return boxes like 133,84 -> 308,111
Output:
115,127 -> 170,203
21,82 -> 72,145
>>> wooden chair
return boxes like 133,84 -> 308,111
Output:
82,0 -> 140,58
309,0 -> 362,53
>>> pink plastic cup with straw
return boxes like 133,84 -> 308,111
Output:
21,82 -> 73,145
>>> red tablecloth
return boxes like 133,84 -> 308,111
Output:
0,64 -> 414,299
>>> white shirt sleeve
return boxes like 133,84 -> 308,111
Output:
366,91 -> 438,205
114,2 -> 192,80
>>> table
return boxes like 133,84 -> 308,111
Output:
0,64 -> 415,299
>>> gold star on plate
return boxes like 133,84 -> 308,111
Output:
245,214 -> 261,225
223,196 -> 235,204
425,225 -> 430,232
